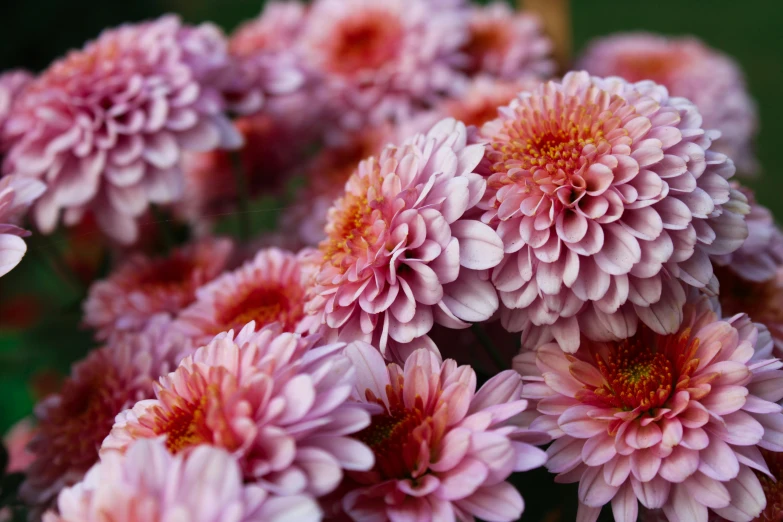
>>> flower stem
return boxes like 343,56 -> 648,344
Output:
470,323 -> 508,371
231,150 -> 250,241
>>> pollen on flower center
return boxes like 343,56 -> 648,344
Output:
594,340 -> 674,411
154,391 -> 213,454
356,389 -> 428,480
215,285 -> 300,333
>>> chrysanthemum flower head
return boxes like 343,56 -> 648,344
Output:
43,438 -> 322,522
300,0 -> 467,127
518,294 -> 783,522
460,2 -> 554,80
0,174 -> 46,277
1,16 -> 242,244
713,185 -> 783,284
223,1 -> 308,115
479,71 -> 748,352
441,75 -> 543,129
172,247 -> 319,345
83,237 -> 232,340
0,70 -> 32,131
341,342 -> 548,521
101,323 -> 374,499
21,316 -> 184,508
577,33 -> 759,176
306,118 -> 504,362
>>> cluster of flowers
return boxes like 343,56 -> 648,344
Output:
0,0 -> 779,521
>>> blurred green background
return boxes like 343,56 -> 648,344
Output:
0,0 -> 781,441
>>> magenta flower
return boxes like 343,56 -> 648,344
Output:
0,70 -> 32,131
713,185 -> 783,284
341,342 -> 548,521
518,294 -> 783,522
83,237 -> 233,340
299,0 -> 467,127
223,1 -> 307,115
43,438 -> 321,522
101,323 -> 374,499
577,33 -> 759,176
479,71 -> 748,352
0,174 -> 46,277
172,247 -> 320,346
460,2 -> 554,80
1,16 -> 241,244
306,118 -> 504,362
21,317 -> 183,508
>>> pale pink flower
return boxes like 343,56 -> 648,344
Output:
460,2 -> 554,80
518,294 -> 783,522
281,124 -> 395,246
3,417 -> 37,473
43,438 -> 321,522
101,324 -> 374,499
306,118 -> 504,362
83,237 -> 232,340
479,71 -> 748,352
21,317 -> 184,508
223,1 -> 307,115
1,16 -> 242,244
341,343 -> 548,521
0,70 -> 32,131
577,33 -> 759,176
713,185 -> 783,284
172,247 -> 319,346
299,0 -> 468,128
0,174 -> 46,277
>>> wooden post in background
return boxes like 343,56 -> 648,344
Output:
520,0 -> 572,73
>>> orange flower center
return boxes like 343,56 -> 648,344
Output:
321,170 -> 382,272
579,328 -> 701,413
215,285 -> 302,334
158,397 -> 211,454
594,342 -> 674,411
327,12 -> 403,75
356,385 -> 431,480
756,449 -> 783,522
462,24 -> 511,74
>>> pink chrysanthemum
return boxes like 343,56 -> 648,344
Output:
83,237 -> 232,340
577,33 -> 759,176
441,75 -> 543,129
517,294 -> 783,522
3,417 -> 37,473
340,343 -> 548,521
713,185 -> 783,284
223,1 -> 307,115
1,16 -> 241,244
305,118 -> 504,362
44,438 -> 321,522
0,70 -> 32,131
282,125 -> 395,246
460,2 -> 554,80
479,71 -> 748,352
171,247 -> 319,345
101,324 -> 374,499
21,317 -> 183,508
0,174 -> 46,277
299,0 -> 467,127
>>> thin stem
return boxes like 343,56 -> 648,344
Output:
231,150 -> 251,241
150,205 -> 175,253
470,323 -> 508,371
38,234 -> 83,296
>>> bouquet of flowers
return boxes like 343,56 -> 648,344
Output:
0,0 -> 779,521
